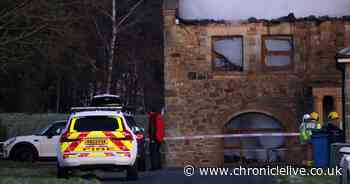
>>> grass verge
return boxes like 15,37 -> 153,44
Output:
0,160 -> 101,184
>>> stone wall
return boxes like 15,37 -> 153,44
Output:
345,65 -> 350,141
163,2 -> 350,167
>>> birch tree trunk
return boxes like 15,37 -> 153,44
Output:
106,0 -> 117,94
56,78 -> 61,113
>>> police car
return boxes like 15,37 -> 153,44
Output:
56,107 -> 138,180
91,94 -> 146,171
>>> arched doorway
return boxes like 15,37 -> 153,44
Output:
224,112 -> 286,165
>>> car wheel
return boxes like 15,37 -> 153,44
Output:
14,146 -> 36,162
57,164 -> 69,179
126,163 -> 138,181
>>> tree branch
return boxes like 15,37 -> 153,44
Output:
0,24 -> 48,46
92,16 -> 109,51
0,0 -> 32,21
116,0 -> 145,30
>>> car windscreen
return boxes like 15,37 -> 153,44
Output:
90,97 -> 122,107
72,116 -> 122,132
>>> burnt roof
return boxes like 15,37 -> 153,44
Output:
176,13 -> 350,26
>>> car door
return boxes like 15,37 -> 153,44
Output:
40,122 -> 65,157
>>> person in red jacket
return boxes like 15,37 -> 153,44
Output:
148,108 -> 164,170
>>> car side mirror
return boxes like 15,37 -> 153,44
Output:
56,128 -> 62,135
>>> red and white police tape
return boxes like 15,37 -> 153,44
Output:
162,132 -> 300,141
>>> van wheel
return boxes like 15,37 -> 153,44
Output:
126,163 -> 138,181
57,164 -> 69,179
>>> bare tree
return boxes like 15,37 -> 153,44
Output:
86,0 -> 145,94
0,0 -> 163,112
106,0 -> 117,94
0,0 -> 86,64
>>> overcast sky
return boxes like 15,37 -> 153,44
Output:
179,0 -> 350,20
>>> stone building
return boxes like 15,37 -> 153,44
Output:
162,0 -> 350,167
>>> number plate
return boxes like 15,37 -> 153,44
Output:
82,147 -> 109,151
85,139 -> 107,145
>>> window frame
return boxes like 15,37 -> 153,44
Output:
261,35 -> 294,71
211,35 -> 244,73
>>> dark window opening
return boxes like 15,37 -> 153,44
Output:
262,36 -> 293,70
212,36 -> 243,72
323,96 -> 334,121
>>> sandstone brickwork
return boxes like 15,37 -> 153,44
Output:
163,1 -> 350,167
345,65 -> 350,140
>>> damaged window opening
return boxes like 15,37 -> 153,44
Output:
262,36 -> 293,69
212,36 -> 243,72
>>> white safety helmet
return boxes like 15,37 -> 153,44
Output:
303,114 -> 311,121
